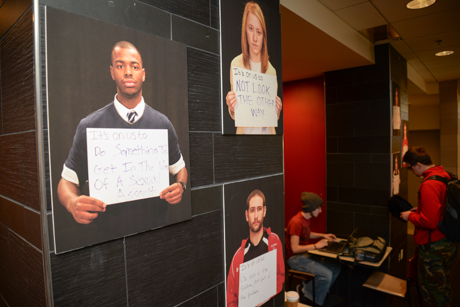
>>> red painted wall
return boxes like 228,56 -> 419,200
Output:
284,76 -> 327,234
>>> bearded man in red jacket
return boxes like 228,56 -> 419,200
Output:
226,189 -> 285,307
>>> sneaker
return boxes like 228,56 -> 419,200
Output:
296,284 -> 315,306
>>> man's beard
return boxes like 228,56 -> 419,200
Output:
249,220 -> 263,233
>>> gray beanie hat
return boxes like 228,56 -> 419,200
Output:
301,192 -> 323,212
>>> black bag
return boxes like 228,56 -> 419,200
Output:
349,236 -> 387,263
388,195 -> 413,222
424,172 -> 460,243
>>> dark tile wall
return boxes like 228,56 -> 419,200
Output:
37,0 -> 284,306
0,7 -> 47,307
389,45 -> 409,279
325,45 -> 392,241
325,44 -> 409,289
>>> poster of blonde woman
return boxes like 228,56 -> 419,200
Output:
221,0 -> 283,135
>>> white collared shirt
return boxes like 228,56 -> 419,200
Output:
114,94 -> 145,124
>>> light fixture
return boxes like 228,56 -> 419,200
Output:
406,0 -> 436,9
435,50 -> 454,57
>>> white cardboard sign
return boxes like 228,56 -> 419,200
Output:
238,249 -> 277,307
86,128 -> 169,204
232,67 -> 278,128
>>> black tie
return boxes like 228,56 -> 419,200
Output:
127,110 -> 137,123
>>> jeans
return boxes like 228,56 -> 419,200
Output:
287,253 -> 341,306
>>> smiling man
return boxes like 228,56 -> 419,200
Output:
57,41 -> 187,224
226,189 -> 284,307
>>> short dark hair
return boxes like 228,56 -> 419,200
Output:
246,189 -> 266,209
403,147 -> 433,166
111,41 -> 143,66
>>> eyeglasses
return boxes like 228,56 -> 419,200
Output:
407,164 -> 413,170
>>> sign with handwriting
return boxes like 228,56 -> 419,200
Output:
232,67 -> 278,128
86,128 -> 169,204
238,249 -> 276,307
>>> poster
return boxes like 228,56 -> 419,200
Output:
401,121 -> 409,167
225,175 -> 285,306
221,0 -> 283,135
393,153 -> 401,196
46,7 -> 191,253
393,82 -> 401,136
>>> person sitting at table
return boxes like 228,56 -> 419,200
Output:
285,192 -> 341,306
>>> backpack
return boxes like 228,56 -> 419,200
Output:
349,236 -> 387,263
424,171 -> 460,243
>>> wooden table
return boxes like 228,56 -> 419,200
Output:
308,240 -> 393,306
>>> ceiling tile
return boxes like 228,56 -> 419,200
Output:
400,52 -> 419,62
392,8 -> 460,39
335,2 -> 387,30
372,0 -> 460,23
408,60 -> 426,70
423,56 -> 460,70
391,40 -> 412,55
404,29 -> 460,52
414,45 -> 459,61
318,0 -> 368,11
431,69 -> 460,82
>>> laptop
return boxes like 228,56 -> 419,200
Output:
319,228 -> 358,255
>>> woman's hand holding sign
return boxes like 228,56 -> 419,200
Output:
226,90 -> 237,117
275,96 -> 282,116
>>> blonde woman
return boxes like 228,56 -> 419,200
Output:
226,1 -> 282,134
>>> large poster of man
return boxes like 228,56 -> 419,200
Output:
221,0 -> 283,135
225,175 -> 285,306
46,7 -> 191,253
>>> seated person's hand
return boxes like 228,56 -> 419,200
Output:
316,239 -> 329,249
323,233 -> 338,242
276,96 -> 282,116
226,91 -> 237,115
160,182 -> 184,204
67,195 -> 106,224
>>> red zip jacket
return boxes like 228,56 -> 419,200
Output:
409,165 -> 449,245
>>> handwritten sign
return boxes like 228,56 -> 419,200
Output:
232,67 -> 278,128
238,249 -> 276,307
86,128 -> 169,205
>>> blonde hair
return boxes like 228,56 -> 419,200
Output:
241,2 -> 269,73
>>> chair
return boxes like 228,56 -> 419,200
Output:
286,269 -> 316,306
362,256 -> 421,306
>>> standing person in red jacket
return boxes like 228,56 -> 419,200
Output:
401,147 -> 458,307
227,189 -> 285,307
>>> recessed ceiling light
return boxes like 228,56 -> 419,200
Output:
435,50 -> 454,57
406,0 -> 436,9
